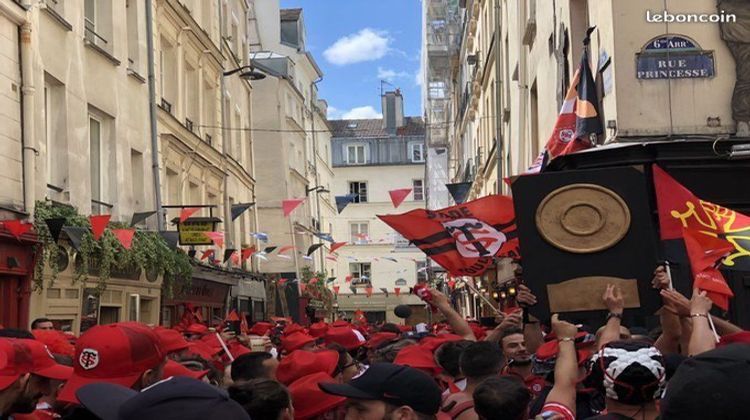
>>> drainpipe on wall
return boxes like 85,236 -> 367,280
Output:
219,1 -> 234,259
494,0 -> 504,194
18,1 -> 34,219
146,0 -> 165,231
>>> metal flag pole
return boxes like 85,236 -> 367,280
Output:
457,278 -> 503,316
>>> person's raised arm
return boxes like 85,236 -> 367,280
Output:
430,288 -> 477,341
516,285 -> 544,354
652,267 -> 681,355
688,289 -> 717,356
597,284 -> 624,350
544,314 -> 578,419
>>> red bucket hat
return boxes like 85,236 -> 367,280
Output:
57,323 -> 165,404
0,339 -> 36,390
154,328 -> 191,355
162,359 -> 209,381
394,345 -> 442,376
276,350 -> 339,385
281,332 -> 316,353
289,372 -> 346,419
309,322 -> 329,338
324,327 -> 366,351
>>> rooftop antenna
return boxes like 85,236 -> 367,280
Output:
380,79 -> 396,96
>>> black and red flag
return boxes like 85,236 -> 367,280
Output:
378,195 -> 518,277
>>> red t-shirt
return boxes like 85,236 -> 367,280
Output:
540,401 -> 575,420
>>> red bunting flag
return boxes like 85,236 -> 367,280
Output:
240,312 -> 250,334
205,231 -> 224,248
378,195 -> 519,277
231,251 -> 241,265
226,310 -> 240,322
3,220 -> 33,240
653,165 -> 750,269
89,215 -> 111,241
332,285 -> 340,295
241,247 -> 256,261
278,245 -> 296,254
309,277 -> 319,285
330,242 -> 347,253
278,278 -> 288,286
394,287 -> 401,297
365,286 -> 373,297
326,255 -> 338,261
201,250 -> 215,261
345,275 -> 353,283
282,199 -> 305,217
388,188 -> 412,208
112,229 -> 136,250
299,283 -> 307,294
179,207 -> 200,223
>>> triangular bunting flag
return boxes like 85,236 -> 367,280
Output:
250,232 -> 269,242
326,255 -> 338,261
231,251 -> 241,266
130,211 -> 157,226
241,247 -> 256,261
307,243 -> 324,256
44,218 -> 66,242
380,287 -> 389,297
332,285 -> 340,295
445,182 -> 472,204
226,310 -> 240,322
205,231 -> 225,248
223,249 -> 237,263
345,275 -> 353,283
3,220 -> 33,240
365,286 -> 373,297
179,207 -> 200,222
683,228 -> 735,274
335,194 -> 358,214
264,246 -> 278,254
159,231 -> 179,250
299,283 -> 307,294
231,203 -> 255,221
255,254 -> 269,261
278,278 -> 288,286
388,188 -> 412,208
89,215 -> 111,241
330,242 -> 347,253
282,199 -> 305,217
277,255 -> 292,260
326,277 -> 336,284
394,287 -> 401,297
112,229 -> 136,250
63,226 -> 88,251
314,232 -> 335,243
309,277 -> 319,285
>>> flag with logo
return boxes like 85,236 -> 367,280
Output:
683,228 -> 735,311
378,195 -> 518,277
526,26 -> 603,173
653,164 -> 750,270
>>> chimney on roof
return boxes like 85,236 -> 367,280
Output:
381,89 -> 404,133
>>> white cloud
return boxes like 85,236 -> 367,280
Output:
324,28 -> 391,66
377,66 -> 410,82
415,60 -> 424,86
327,106 -> 382,120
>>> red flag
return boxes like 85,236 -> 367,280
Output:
239,312 -> 250,334
309,277 -> 319,285
694,268 -> 733,311
683,229 -> 734,274
112,229 -> 135,250
394,287 -> 401,297
89,215 -> 110,241
282,199 -> 305,217
388,188 -> 412,208
345,275 -> 353,283
231,252 -> 241,265
200,250 -> 215,261
4,220 -> 33,240
332,285 -> 340,295
241,247 -> 256,261
653,165 -> 750,268
326,255 -> 338,261
205,231 -> 224,248
378,195 -> 519,277
365,286 -> 373,297
226,310 -> 240,322
278,278 -> 288,286
179,207 -> 200,222
330,242 -> 347,253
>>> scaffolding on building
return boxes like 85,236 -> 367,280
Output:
422,0 -> 461,211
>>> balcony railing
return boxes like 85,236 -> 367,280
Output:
185,118 -> 194,132
160,98 -> 172,114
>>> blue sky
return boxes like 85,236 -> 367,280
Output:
279,0 -> 423,120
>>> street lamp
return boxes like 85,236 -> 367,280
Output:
223,65 -> 267,80
305,185 -> 329,196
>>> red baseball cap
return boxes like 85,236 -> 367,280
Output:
32,329 -> 75,357
23,339 -> 73,381
331,320 -> 350,328
154,328 -> 191,355
276,350 -> 339,385
184,340 -> 221,361
324,327 -> 366,351
289,372 -> 345,419
281,332 -> 316,353
309,322 -> 329,338
283,323 -> 305,336
57,323 -> 165,404
393,345 -> 442,376
419,334 -> 464,352
162,359 -> 209,381
0,339 -> 35,390
365,332 -> 398,350
248,322 -> 273,336
185,324 -> 209,335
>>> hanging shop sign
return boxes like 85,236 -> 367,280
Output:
636,35 -> 715,80
175,217 -> 221,246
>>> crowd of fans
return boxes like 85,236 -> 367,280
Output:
0,266 -> 748,420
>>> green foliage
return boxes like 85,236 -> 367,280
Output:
300,266 -> 334,312
33,200 -> 192,295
